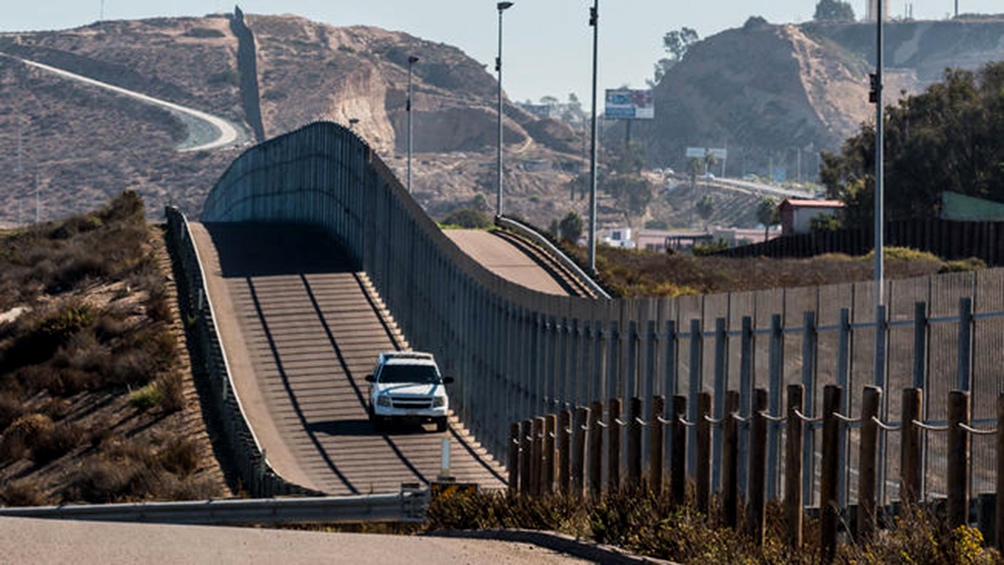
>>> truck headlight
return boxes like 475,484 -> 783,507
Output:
433,396 -> 446,408
377,396 -> 392,407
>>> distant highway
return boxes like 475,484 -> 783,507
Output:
7,54 -> 246,152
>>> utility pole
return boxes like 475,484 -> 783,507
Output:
588,0 -> 600,274
495,2 -> 514,217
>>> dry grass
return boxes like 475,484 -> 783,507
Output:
569,244 -> 977,298
0,192 -> 227,506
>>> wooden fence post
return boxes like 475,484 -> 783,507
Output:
785,384 -> 804,549
696,392 -> 712,515
558,409 -> 572,495
531,417 -> 544,496
900,388 -> 922,507
519,419 -> 532,496
948,390 -> 970,529
671,395 -> 687,507
749,388 -> 768,546
997,394 -> 1004,553
722,391 -> 740,529
858,386 -> 881,543
627,397 -> 642,489
650,395 -> 665,494
572,407 -> 588,497
820,385 -> 841,563
588,401 -> 603,498
508,422 -> 519,495
544,414 -> 556,495
608,397 -> 622,493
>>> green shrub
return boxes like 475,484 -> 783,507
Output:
129,382 -> 163,411
939,257 -> 987,273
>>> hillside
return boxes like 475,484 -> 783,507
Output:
0,193 -> 228,506
635,16 -> 1004,178
1,12 -> 1003,233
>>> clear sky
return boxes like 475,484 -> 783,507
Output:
2,1 -> 1000,103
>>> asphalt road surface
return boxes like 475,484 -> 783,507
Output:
0,518 -> 597,565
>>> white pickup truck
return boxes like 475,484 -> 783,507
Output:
365,351 -> 453,432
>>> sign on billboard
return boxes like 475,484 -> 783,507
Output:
685,147 -> 727,160
604,89 -> 654,120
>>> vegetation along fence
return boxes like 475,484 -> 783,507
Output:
197,121 -> 1003,519
718,217 -> 1004,266
508,387 -> 1004,554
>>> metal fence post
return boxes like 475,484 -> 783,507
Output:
900,388 -> 922,506
767,314 -> 783,501
649,395 -> 665,494
723,391 -> 740,528
820,385 -> 841,563
671,395 -> 687,507
859,386 -> 881,543
712,317 -> 727,492
801,311 -> 817,507
688,318 -> 703,477
588,401 -> 604,498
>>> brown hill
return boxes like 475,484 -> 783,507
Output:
634,16 -> 1004,177
2,13 -> 1003,232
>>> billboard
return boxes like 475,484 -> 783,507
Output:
685,147 -> 728,160
604,89 -> 654,120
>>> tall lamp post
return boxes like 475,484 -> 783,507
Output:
407,55 -> 420,194
587,0 -> 599,274
496,1 -> 514,217
873,0 -> 884,308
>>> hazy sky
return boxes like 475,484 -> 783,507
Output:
2,1 -> 1000,103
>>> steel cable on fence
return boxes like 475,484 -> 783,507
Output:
958,423 -> 997,436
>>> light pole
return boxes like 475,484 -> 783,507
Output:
587,0 -> 599,274
874,0 -> 884,308
407,55 -> 419,194
496,1 -> 514,217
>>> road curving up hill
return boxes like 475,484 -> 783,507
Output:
190,221 -> 508,494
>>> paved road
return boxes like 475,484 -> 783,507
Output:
444,230 -> 570,296
0,518 -> 594,565
6,54 -> 246,152
192,222 -> 507,494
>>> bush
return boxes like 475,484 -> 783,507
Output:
158,435 -> 200,476
1,480 -> 48,506
31,421 -> 85,464
0,413 -> 53,462
939,257 -> 987,273
440,208 -> 492,229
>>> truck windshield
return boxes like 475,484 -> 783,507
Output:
379,365 -> 440,384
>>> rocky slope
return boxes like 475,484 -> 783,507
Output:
634,16 -> 1004,178
1,12 -> 1002,232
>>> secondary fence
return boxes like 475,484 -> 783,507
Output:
164,206 -> 324,498
718,217 -> 1004,266
196,121 -> 1004,513
507,387 -> 1004,555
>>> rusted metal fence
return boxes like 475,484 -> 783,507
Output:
508,388 -> 1004,554
197,121 -> 1004,518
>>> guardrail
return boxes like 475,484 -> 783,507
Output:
0,491 -> 427,525
164,206 -> 324,498
495,216 -> 611,300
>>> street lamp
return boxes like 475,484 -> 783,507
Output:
496,1 -> 514,217
587,0 -> 599,274
407,55 -> 420,194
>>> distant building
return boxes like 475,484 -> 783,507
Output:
636,227 -> 781,253
779,199 -> 844,235
602,227 -> 635,249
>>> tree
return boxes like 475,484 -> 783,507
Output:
441,208 -> 492,229
696,194 -> 714,229
813,0 -> 855,22
605,174 -> 654,223
704,150 -> 719,179
663,27 -> 699,62
820,62 -> 1004,229
653,27 -> 699,86
755,197 -> 778,241
558,211 -> 584,243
